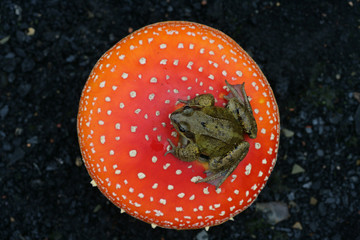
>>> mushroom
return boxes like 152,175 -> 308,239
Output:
77,21 -> 280,230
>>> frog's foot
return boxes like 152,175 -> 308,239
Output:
196,170 -> 229,189
164,139 -> 176,156
224,80 -> 246,103
196,170 -> 228,189
165,139 -> 200,162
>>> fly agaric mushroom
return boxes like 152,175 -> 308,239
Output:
77,21 -> 280,230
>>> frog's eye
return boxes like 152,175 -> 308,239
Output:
183,106 -> 194,116
178,122 -> 189,132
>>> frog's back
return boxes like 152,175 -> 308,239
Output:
194,106 -> 244,157
202,106 -> 237,123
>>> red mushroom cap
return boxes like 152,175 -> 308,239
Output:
77,21 -> 280,230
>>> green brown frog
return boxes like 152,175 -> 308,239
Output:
166,80 -> 258,189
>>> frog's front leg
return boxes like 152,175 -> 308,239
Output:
178,94 -> 215,107
196,141 -> 250,189
165,139 -> 200,162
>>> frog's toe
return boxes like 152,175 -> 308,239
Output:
164,149 -> 174,156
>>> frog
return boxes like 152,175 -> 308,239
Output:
165,80 -> 258,189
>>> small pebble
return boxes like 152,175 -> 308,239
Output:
310,197 -> 318,205
292,222 -> 303,230
282,128 -> 294,138
291,164 -> 305,174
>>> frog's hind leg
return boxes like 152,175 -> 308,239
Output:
196,141 -> 250,189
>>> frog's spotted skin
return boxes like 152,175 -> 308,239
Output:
167,82 -> 257,189
78,21 -> 280,230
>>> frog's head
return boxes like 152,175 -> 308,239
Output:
170,106 -> 196,139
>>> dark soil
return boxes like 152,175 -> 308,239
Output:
1,1 -> 359,239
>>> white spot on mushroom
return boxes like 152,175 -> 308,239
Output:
178,43 -> 184,48
99,81 -> 105,88
191,176 -> 201,182
109,150 -> 114,155
115,170 -> 121,175
138,193 -> 144,198
138,172 -> 146,179
168,185 -> 174,190
152,183 -> 158,189
139,57 -> 146,64
187,61 -> 193,69
129,187 -> 134,193
181,76 -> 188,81
176,207 -> 183,212
119,102 -> 125,109
122,72 -> 128,79
189,194 -> 195,200
236,71 -> 243,77
105,97 -> 111,102
255,142 -> 261,149
131,126 -> 137,132
270,133 -> 275,140
130,91 -> 136,98
160,43 -> 167,49
173,59 -> 179,65
160,59 -> 167,65
177,193 -> 185,198
203,187 -> 210,195
160,199 -> 167,205
245,163 -> 252,175
115,123 -> 121,129
163,163 -> 170,170
148,93 -> 155,101
100,136 -> 105,144
176,169 -> 182,175
129,150 -> 137,157
119,54 -> 125,60
98,120 -> 104,125
150,77 -> 157,83
152,156 -> 157,163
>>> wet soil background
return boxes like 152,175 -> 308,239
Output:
1,0 -> 360,239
